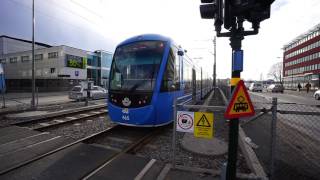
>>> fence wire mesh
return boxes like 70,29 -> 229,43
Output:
275,103 -> 320,180
241,97 -> 320,180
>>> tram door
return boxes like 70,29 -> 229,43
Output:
192,69 -> 196,101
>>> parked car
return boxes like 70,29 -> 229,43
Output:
314,90 -> 320,100
267,84 -> 284,93
249,83 -> 263,92
69,85 -> 108,100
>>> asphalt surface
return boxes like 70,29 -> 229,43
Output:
243,91 -> 320,180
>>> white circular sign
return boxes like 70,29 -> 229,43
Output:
178,113 -> 193,130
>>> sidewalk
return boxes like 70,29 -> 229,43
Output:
3,91 -> 68,100
0,92 -> 71,114
284,89 -> 315,97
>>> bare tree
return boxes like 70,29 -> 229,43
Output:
268,62 -> 283,83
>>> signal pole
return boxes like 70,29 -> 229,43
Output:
213,36 -> 216,87
31,0 -> 36,109
226,18 -> 244,180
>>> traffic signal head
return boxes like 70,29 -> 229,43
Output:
200,0 -> 218,19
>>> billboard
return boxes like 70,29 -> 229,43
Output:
66,54 -> 86,69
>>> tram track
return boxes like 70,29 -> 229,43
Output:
10,104 -> 107,129
31,109 -> 107,131
0,124 -> 166,177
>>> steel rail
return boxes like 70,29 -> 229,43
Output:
33,110 -> 108,131
11,104 -> 107,126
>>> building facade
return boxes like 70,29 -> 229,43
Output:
0,35 -> 51,55
283,24 -> 320,90
0,36 -> 113,92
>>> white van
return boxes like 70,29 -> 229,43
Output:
249,83 -> 263,92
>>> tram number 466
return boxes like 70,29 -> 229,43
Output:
122,115 -> 130,121
122,108 -> 130,121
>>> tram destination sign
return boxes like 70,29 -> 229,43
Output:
66,54 -> 86,69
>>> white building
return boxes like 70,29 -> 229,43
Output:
0,36 -> 112,91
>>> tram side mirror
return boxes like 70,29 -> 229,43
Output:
178,50 -> 184,56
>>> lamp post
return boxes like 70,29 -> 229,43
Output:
31,0 -> 36,109
192,37 -> 217,88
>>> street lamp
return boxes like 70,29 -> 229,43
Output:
31,0 -> 36,109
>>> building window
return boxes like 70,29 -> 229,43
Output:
0,58 -> 6,64
50,68 -> 55,74
10,57 -> 18,63
35,54 -> 43,61
21,55 -> 30,62
48,52 -> 58,59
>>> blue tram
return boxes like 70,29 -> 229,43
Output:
108,34 -> 212,126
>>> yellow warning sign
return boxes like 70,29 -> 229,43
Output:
194,112 -> 214,139
225,80 -> 255,119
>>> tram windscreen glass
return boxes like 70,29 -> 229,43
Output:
110,41 -> 165,91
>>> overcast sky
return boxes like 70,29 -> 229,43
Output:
1,0 -> 320,80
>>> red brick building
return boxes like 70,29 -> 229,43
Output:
283,24 -> 320,90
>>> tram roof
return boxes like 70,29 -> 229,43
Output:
117,34 -> 172,47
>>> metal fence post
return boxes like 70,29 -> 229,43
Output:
36,87 -> 39,107
270,97 -> 277,180
1,90 -> 5,108
172,96 -> 177,169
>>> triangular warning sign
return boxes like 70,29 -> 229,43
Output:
224,80 -> 255,119
196,114 -> 211,127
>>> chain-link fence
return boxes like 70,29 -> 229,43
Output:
170,88 -> 256,179
275,103 -> 320,180
241,97 -> 320,180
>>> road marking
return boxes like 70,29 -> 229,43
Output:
39,123 -> 50,126
91,111 -> 101,114
66,117 -> 77,120
53,120 -> 65,123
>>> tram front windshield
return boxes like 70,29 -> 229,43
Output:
110,41 -> 165,92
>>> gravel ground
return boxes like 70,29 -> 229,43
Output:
39,115 -> 113,141
136,90 -> 251,174
137,126 -> 250,173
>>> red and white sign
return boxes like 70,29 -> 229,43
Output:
176,111 -> 194,133
224,80 -> 255,119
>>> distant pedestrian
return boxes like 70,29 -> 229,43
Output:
305,82 -> 311,93
297,83 -> 302,92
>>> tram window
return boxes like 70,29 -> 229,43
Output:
161,48 -> 180,92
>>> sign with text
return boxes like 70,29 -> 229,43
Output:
194,112 -> 214,139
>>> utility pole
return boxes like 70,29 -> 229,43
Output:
213,36 -> 217,87
200,0 -> 274,179
31,0 -> 36,109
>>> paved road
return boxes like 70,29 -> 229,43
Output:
250,91 -> 319,106
243,92 -> 320,179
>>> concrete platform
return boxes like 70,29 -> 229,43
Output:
5,111 -> 49,120
181,133 -> 227,156
0,126 -> 74,173
89,153 -> 152,180
0,143 -> 117,180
